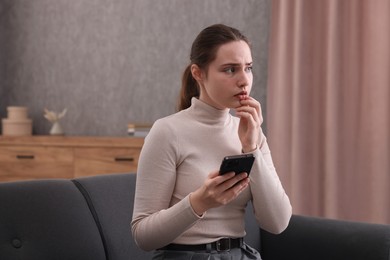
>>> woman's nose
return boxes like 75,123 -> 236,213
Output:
237,70 -> 250,88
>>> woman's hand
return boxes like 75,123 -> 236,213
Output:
235,96 -> 263,153
189,171 -> 250,216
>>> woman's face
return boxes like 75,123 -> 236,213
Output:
194,40 -> 253,110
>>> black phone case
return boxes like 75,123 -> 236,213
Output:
219,154 -> 255,175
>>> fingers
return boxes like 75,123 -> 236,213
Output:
209,171 -> 249,198
208,170 -> 222,179
240,96 -> 262,115
236,97 -> 263,125
190,171 -> 249,215
218,172 -> 248,190
236,97 -> 263,152
236,107 -> 260,127
215,172 -> 250,204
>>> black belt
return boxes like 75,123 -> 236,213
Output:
160,237 -> 244,252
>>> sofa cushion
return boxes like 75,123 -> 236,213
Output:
74,173 -> 261,259
74,173 -> 153,260
260,214 -> 390,260
0,179 -> 106,260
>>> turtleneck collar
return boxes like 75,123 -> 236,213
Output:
187,97 -> 231,126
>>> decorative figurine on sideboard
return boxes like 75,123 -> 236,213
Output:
44,108 -> 67,135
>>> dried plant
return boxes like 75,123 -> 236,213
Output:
44,108 -> 67,123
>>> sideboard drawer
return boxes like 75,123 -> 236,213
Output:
0,146 -> 74,181
0,136 -> 144,182
74,147 -> 140,177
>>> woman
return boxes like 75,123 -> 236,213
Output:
131,24 -> 292,259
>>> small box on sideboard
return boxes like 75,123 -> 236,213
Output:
0,135 -> 144,182
1,106 -> 32,136
127,123 -> 152,137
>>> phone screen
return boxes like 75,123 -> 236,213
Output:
219,154 -> 255,175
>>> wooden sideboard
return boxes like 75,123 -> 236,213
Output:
0,136 -> 144,182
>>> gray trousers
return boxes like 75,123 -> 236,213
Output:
151,243 -> 261,260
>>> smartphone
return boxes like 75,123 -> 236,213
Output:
219,154 -> 255,175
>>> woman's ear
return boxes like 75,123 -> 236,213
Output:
191,64 -> 203,83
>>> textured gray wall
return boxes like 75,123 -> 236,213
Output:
0,3 -> 5,103
1,0 -> 270,136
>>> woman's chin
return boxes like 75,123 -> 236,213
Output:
230,100 -> 242,109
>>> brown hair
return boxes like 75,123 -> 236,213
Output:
177,24 -> 251,111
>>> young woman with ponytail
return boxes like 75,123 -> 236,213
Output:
132,24 -> 292,260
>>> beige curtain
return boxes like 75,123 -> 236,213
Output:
267,0 -> 390,224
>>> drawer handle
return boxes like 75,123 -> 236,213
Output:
115,157 -> 134,162
16,155 -> 35,160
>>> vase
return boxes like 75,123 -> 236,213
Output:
50,122 -> 64,135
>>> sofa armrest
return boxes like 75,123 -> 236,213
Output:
260,215 -> 390,260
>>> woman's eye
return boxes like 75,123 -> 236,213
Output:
224,67 -> 235,74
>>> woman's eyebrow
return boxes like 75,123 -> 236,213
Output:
220,62 -> 253,67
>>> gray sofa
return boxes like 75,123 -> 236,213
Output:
0,173 -> 389,260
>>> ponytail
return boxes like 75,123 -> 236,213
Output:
177,65 -> 199,111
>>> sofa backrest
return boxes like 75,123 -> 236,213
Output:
0,179 -> 107,260
75,173 -> 261,258
0,173 -> 261,260
73,173 -> 153,260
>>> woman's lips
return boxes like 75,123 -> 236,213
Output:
235,91 -> 248,100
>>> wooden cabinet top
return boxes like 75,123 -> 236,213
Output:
0,136 -> 144,148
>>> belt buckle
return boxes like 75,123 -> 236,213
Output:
216,238 -> 231,252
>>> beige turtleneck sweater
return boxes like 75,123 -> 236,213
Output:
131,98 -> 292,251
